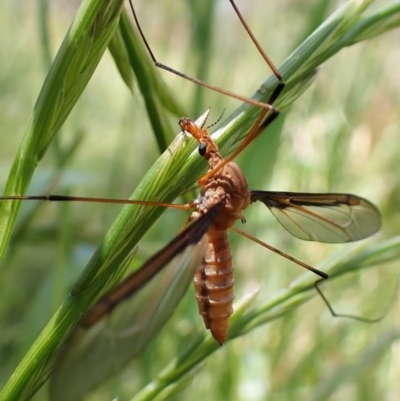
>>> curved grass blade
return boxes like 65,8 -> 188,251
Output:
118,10 -> 186,153
0,0 -> 125,260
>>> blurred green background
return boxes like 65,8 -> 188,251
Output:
1,0 -> 400,400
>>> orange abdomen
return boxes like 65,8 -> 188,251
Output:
193,229 -> 234,345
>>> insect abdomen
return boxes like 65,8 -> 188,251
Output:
193,229 -> 234,345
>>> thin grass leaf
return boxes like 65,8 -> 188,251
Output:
108,26 -> 136,93
119,9 -> 186,118
118,10 -> 187,153
0,0 -> 125,259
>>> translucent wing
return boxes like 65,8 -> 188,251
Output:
250,191 -> 381,243
81,203 -> 221,327
50,205 -> 220,401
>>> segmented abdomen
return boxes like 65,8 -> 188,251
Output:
193,228 -> 234,345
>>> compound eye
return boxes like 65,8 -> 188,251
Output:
198,142 -> 207,156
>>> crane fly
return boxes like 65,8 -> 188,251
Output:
0,0 -> 381,347
1,108 -> 381,344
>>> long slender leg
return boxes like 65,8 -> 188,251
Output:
128,0 -> 286,184
127,0 -> 285,112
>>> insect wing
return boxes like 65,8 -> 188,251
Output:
82,204 -> 220,326
50,206 -> 220,401
50,238 -> 207,401
250,191 -> 381,243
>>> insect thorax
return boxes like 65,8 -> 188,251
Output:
192,161 -> 251,231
